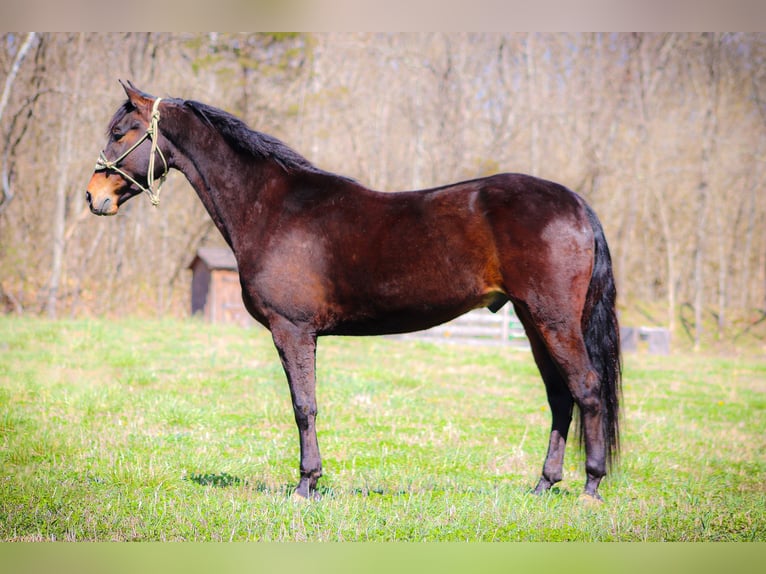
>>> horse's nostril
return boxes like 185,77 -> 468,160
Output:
85,191 -> 92,206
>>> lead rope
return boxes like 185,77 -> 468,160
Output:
95,97 -> 168,207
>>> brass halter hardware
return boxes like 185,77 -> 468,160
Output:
94,97 -> 168,206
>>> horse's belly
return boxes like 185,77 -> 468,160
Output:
324,286 -> 506,337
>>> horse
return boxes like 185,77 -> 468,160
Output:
86,81 -> 621,502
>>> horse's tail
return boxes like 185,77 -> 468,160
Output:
581,203 -> 622,470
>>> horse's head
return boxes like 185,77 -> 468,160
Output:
86,81 -> 169,216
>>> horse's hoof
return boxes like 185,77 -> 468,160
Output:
579,492 -> 604,505
292,483 -> 321,502
291,490 -> 309,502
532,477 -> 554,495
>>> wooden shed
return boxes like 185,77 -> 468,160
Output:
188,247 -> 253,327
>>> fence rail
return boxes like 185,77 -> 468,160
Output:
394,305 -> 528,348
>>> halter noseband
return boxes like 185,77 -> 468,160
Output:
95,97 -> 168,207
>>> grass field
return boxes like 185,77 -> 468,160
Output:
1,316 -> 764,541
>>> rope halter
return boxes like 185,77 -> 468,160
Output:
95,97 -> 168,206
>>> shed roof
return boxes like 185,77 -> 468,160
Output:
188,246 -> 238,271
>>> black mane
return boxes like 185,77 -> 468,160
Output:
183,99 -> 326,175
108,97 -> 353,180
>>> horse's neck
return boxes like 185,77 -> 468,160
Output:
173,153 -> 237,247
164,106 -> 277,251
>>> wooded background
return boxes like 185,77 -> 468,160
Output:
1,33 -> 764,348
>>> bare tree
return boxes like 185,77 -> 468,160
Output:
688,34 -> 722,348
46,33 -> 86,318
0,32 -> 38,215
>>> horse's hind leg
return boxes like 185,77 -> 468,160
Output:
516,303 -> 606,500
515,305 -> 575,494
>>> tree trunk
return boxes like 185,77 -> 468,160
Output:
46,33 -> 85,318
525,33 -> 540,176
633,33 -> 679,334
692,33 -> 721,350
0,32 -> 37,214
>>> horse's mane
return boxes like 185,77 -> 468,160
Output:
109,97 -> 353,180
183,99 -> 328,175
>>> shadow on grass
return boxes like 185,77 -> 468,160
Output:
343,483 -> 576,499
185,472 -> 246,488
184,472 -> 576,502
184,472 -> 295,496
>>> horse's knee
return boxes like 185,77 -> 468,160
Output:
293,401 -> 317,428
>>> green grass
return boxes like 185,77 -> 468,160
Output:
0,316 -> 764,541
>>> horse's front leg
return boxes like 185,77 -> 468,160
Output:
270,318 -> 322,498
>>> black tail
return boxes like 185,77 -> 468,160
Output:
581,204 -> 622,470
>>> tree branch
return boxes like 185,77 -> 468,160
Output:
0,32 -> 38,213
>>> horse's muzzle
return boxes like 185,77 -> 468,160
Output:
86,190 -> 115,216
86,171 -> 122,216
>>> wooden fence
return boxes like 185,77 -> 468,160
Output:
395,307 -> 672,354
394,305 -> 528,348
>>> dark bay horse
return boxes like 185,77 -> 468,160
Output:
86,81 -> 621,501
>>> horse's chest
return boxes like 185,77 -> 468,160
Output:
239,232 -> 333,324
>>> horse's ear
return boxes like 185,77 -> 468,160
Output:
119,79 -> 154,115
